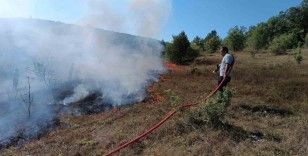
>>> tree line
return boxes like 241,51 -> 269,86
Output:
164,0 -> 307,64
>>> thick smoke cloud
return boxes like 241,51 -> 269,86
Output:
0,17 -> 164,146
129,0 -> 172,37
0,0 -> 172,146
81,0 -> 172,38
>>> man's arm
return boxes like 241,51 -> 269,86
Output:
223,63 -> 231,78
223,54 -> 234,77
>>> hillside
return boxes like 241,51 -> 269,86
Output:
1,49 -> 307,155
0,18 -> 164,151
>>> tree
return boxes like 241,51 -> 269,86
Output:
246,23 -> 271,51
192,36 -> 204,51
302,0 -> 308,35
204,30 -> 221,53
166,31 -> 198,64
224,26 -> 246,51
205,37 -> 221,53
160,39 -> 167,57
267,16 -> 290,40
269,33 -> 298,54
204,30 -> 218,43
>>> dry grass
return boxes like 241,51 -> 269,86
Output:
1,49 -> 308,156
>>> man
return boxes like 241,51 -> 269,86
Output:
217,47 -> 234,91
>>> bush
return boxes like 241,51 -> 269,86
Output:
293,48 -> 303,64
203,30 -> 221,53
269,33 -> 298,54
191,36 -> 204,51
224,26 -> 246,51
205,37 -> 221,53
165,89 -> 182,106
204,88 -> 234,126
246,23 -> 271,51
166,31 -> 199,64
188,88 -> 234,128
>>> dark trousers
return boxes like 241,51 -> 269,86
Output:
218,76 -> 231,91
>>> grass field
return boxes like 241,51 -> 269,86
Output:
1,49 -> 308,156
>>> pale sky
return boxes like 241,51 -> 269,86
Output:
0,0 -> 302,40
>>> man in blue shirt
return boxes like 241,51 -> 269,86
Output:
217,47 -> 234,91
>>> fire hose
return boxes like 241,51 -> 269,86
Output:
103,61 -> 234,156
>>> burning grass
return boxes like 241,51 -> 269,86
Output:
165,62 -> 184,73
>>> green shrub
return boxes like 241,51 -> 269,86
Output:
204,88 -> 234,125
293,48 -> 303,64
166,31 -> 199,65
205,37 -> 221,53
188,88 -> 234,128
246,23 -> 271,51
269,33 -> 298,54
203,30 -> 221,53
191,36 -> 204,51
224,26 -> 246,51
165,89 -> 182,106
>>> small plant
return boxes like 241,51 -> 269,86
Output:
77,139 -> 98,147
293,48 -> 303,64
204,88 -> 234,126
249,50 -> 256,58
186,88 -> 234,129
165,89 -> 182,106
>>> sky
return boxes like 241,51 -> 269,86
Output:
0,0 -> 303,41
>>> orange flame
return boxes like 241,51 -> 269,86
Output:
165,62 -> 183,73
147,84 -> 165,103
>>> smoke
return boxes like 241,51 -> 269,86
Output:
81,0 -> 125,33
0,18 -> 164,146
129,0 -> 172,37
81,0 -> 172,38
0,0 -> 172,148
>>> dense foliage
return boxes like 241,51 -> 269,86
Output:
269,33 -> 299,54
166,31 -> 198,64
163,0 -> 307,61
191,36 -> 204,51
246,0 -> 307,53
223,26 -> 246,51
204,30 -> 221,53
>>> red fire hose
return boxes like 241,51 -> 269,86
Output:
103,61 -> 234,156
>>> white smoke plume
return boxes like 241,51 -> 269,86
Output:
0,0 -> 172,147
81,0 -> 172,38
129,0 -> 172,37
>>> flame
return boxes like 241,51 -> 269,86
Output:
165,62 -> 183,73
147,84 -> 165,103
145,62 -> 183,103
